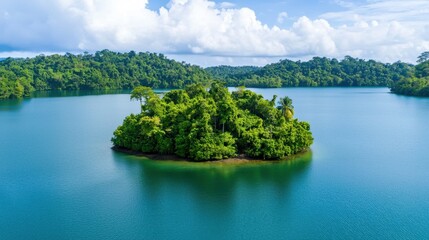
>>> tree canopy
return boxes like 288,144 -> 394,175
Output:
0,50 -> 210,99
390,52 -> 429,97
1,50 -> 421,99
206,56 -> 414,88
112,83 -> 313,161
417,51 -> 429,63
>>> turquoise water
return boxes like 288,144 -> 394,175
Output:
1,88 -> 429,239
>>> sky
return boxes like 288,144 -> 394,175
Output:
1,0 -> 429,66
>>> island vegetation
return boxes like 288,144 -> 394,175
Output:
390,52 -> 429,97
206,56 -> 413,88
0,50 -> 210,99
112,83 -> 313,161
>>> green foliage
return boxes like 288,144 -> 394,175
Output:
206,56 -> 414,87
390,52 -> 429,97
417,51 -> 429,63
130,86 -> 157,113
390,77 -> 429,97
1,51 -> 420,99
0,50 -> 210,99
415,61 -> 429,78
205,65 -> 260,80
278,97 -> 294,121
112,83 -> 313,161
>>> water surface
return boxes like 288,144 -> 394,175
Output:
1,88 -> 429,239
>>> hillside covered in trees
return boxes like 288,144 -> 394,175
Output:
112,83 -> 313,161
390,52 -> 429,97
1,50 -> 424,100
206,56 -> 414,88
205,65 -> 260,80
0,50 -> 210,99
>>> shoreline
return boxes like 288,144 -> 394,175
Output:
112,146 -> 311,164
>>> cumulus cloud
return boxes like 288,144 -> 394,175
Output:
0,0 -> 428,64
321,0 -> 429,62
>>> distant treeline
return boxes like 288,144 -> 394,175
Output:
206,56 -> 414,88
2,50 -> 428,99
0,50 -> 210,99
205,66 -> 260,80
390,52 -> 429,97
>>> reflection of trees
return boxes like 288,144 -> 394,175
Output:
31,89 -> 128,98
0,99 -> 25,111
30,89 -> 168,99
115,151 -> 312,215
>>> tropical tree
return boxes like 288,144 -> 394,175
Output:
417,51 -> 429,63
113,83 -> 313,161
0,50 -> 211,99
277,97 -> 294,121
130,86 -> 155,112
13,81 -> 24,98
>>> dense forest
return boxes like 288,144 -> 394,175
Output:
0,50 -> 210,99
2,50 -> 426,100
205,65 -> 260,80
390,52 -> 429,97
206,56 -> 414,88
112,83 -> 313,161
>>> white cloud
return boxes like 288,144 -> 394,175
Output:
219,2 -> 235,9
277,11 -> 288,24
0,0 -> 428,64
320,0 -> 429,62
0,51 -> 64,59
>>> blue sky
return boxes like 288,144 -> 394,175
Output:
1,0 -> 428,66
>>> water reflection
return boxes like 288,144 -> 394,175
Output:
0,98 -> 26,111
114,151 -> 312,214
31,89 -> 131,98
31,89 -> 171,98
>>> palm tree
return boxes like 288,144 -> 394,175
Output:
277,96 -> 294,121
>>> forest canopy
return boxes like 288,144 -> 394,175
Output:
390,52 -> 429,97
0,50 -> 210,99
1,50 -> 422,100
112,83 -> 313,161
206,56 -> 414,88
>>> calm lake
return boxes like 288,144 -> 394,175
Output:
1,88 -> 428,239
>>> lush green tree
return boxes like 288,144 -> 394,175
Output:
277,97 -> 294,121
417,51 -> 429,63
130,86 -> 155,112
13,82 -> 24,98
112,83 -> 313,161
390,77 -> 429,97
390,52 -> 429,97
415,61 -> 429,78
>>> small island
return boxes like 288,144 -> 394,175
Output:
112,82 -> 313,161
